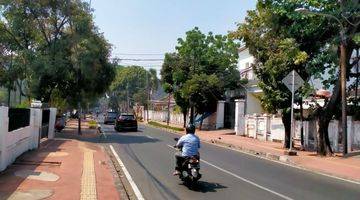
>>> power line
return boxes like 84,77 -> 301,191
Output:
115,53 -> 165,56
119,58 -> 164,61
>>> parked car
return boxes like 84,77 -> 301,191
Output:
115,114 -> 138,132
104,111 -> 118,124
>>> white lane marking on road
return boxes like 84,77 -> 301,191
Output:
110,145 -> 145,200
166,144 -> 293,200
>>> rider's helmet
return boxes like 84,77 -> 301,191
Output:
186,124 -> 196,134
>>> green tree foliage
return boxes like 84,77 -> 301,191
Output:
110,66 -> 159,112
232,0 -> 359,154
161,27 -> 240,126
0,0 -> 115,109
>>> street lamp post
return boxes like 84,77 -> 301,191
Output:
295,8 -> 348,155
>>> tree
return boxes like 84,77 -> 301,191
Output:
231,0 -> 359,154
161,53 -> 190,127
1,0 -> 115,135
110,66 -> 159,112
161,28 -> 240,127
0,0 -> 115,108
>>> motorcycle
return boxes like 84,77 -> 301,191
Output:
174,138 -> 201,186
55,114 -> 66,132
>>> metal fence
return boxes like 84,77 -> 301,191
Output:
8,108 -> 30,132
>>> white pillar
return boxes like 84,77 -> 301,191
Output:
235,99 -> 246,135
303,121 -> 309,149
0,106 -> 9,171
215,101 -> 225,129
263,114 -> 270,141
347,116 -> 353,152
332,120 -> 339,152
30,108 -> 42,149
48,108 -> 57,139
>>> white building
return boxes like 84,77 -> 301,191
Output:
237,46 -> 264,115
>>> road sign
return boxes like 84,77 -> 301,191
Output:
282,70 -> 304,154
282,70 -> 304,92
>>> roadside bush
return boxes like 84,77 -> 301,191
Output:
148,121 -> 184,132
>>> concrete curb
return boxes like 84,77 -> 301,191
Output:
144,123 -> 360,185
208,138 -> 293,165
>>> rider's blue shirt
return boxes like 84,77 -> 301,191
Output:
176,134 -> 200,157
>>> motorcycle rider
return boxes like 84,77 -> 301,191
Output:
173,124 -> 200,176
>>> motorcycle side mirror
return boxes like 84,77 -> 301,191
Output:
174,138 -> 179,141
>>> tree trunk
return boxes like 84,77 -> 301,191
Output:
282,111 -> 291,149
183,111 -> 187,128
316,74 -> 341,155
190,106 -> 194,124
199,118 -> 203,130
7,87 -> 11,107
78,101 -> 82,135
317,115 -> 333,156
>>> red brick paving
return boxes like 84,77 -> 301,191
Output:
0,119 -> 120,200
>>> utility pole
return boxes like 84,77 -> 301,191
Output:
340,40 -> 347,155
7,53 -> 13,107
355,49 -> 359,107
145,71 -> 150,122
167,93 -> 171,125
126,82 -> 130,113
289,70 -> 295,152
78,68 -> 82,135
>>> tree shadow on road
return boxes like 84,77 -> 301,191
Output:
184,181 -> 227,193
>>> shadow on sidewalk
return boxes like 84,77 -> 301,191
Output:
0,139 -> 67,199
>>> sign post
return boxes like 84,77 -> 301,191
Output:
282,70 -> 304,155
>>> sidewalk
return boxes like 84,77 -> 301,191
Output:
146,121 -> 360,183
0,119 -> 121,200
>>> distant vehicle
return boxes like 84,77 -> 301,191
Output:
55,114 -> 66,132
104,111 -> 118,124
115,114 -> 137,132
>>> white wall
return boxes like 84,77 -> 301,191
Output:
148,110 -> 185,126
354,121 -> 360,149
0,107 -> 9,170
246,93 -> 263,115
238,49 -> 256,80
48,108 -> 57,139
0,107 -> 38,171
0,107 -> 56,171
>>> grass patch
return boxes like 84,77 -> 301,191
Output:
88,120 -> 98,129
148,121 -> 184,132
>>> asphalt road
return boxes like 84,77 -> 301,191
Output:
101,123 -> 360,200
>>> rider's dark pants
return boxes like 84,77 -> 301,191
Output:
175,153 -> 185,171
175,153 -> 199,171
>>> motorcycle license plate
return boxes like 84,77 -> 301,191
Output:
188,164 -> 200,169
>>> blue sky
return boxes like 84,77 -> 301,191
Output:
91,0 -> 256,69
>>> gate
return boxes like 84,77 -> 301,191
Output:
41,109 -> 50,138
224,101 -> 235,129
